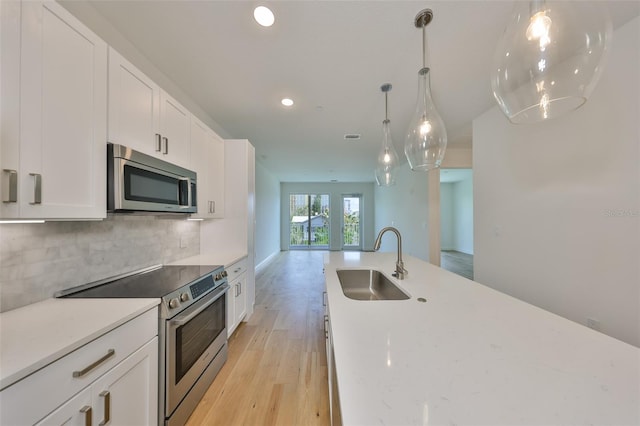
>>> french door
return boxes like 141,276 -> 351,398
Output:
341,195 -> 362,250
289,194 -> 330,249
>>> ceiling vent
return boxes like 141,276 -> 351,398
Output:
344,133 -> 361,140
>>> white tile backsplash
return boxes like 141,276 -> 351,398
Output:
0,214 -> 200,312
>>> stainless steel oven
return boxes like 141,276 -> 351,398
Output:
58,264 -> 229,426
164,282 -> 227,425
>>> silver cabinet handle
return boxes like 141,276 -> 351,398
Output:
324,315 -> 329,339
323,291 -> 327,306
2,169 -> 17,203
98,391 -> 111,426
80,406 -> 92,426
73,349 -> 115,378
162,137 -> 169,154
155,133 -> 162,152
29,173 -> 41,204
208,200 -> 215,214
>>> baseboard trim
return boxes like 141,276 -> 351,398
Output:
255,251 -> 279,274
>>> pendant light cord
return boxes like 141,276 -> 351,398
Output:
385,91 -> 389,121
422,22 -> 427,69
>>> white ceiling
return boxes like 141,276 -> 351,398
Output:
79,1 -> 639,183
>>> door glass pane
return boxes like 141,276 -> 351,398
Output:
289,194 -> 330,249
343,196 -> 360,248
175,295 -> 225,384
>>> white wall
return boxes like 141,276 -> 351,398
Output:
453,175 -> 474,254
255,161 -> 281,268
280,182 -> 375,251
473,17 -> 639,347
440,173 -> 474,254
374,164 -> 430,261
440,183 -> 455,250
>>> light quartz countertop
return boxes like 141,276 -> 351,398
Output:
168,251 -> 247,268
0,298 -> 159,390
324,252 -> 640,425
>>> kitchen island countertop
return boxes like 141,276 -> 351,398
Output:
324,251 -> 639,425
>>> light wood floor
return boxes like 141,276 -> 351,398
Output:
440,250 -> 474,280
186,250 -> 330,426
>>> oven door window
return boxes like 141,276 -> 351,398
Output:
124,164 -> 180,205
175,295 -> 225,383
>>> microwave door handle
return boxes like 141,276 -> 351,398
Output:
178,177 -> 191,208
169,284 -> 229,327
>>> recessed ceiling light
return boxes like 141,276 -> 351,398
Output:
281,98 -> 294,107
254,6 -> 275,27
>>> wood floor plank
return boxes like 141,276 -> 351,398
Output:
185,250 -> 331,426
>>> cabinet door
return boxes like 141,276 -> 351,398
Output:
208,131 -> 225,218
160,90 -> 190,167
226,289 -> 236,337
107,47 -> 160,156
234,273 -> 247,325
18,0 -> 107,219
35,387 -> 92,426
0,0 -> 21,218
190,117 -> 224,219
91,337 -> 158,426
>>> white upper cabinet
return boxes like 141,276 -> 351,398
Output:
1,0 -> 107,219
160,90 -> 190,167
189,116 -> 224,219
107,48 -> 190,168
107,47 -> 160,156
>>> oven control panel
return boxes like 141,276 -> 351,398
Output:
190,275 -> 216,299
162,268 -> 227,317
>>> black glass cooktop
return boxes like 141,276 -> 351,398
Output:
62,265 -> 222,298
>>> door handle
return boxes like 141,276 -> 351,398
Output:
29,173 -> 41,204
80,406 -> 92,426
2,169 -> 17,203
98,391 -> 111,426
73,349 -> 115,378
162,137 -> 169,154
155,133 -> 162,152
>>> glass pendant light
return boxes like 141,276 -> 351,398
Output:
375,84 -> 400,186
491,1 -> 612,124
404,8 -> 447,172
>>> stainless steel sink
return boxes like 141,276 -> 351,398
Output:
336,269 -> 410,301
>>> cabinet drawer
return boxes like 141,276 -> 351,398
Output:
0,307 -> 158,425
226,257 -> 248,282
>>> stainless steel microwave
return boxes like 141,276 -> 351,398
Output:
107,143 -> 197,213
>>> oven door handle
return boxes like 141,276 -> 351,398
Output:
169,283 -> 229,327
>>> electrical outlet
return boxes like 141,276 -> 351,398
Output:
180,237 -> 188,249
586,318 -> 601,331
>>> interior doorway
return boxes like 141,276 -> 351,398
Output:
289,194 -> 330,249
341,194 -> 362,250
440,169 -> 474,279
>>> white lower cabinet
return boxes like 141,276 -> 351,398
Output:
324,288 -> 341,425
35,386 -> 93,426
226,257 -> 248,337
36,338 -> 157,426
0,308 -> 158,426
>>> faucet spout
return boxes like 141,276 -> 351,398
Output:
373,226 -> 407,279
